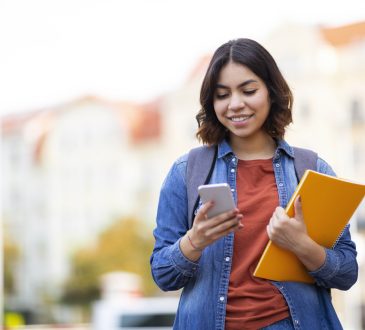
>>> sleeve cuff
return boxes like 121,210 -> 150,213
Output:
309,248 -> 340,280
169,238 -> 200,277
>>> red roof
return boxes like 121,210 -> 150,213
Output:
321,21 -> 365,47
1,95 -> 162,162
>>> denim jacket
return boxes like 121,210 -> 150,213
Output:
150,139 -> 358,330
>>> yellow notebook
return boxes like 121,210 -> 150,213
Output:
254,170 -> 365,283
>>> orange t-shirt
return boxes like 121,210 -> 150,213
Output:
225,158 -> 290,330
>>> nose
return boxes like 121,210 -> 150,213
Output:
228,93 -> 245,111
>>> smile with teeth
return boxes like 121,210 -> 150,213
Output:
229,114 -> 253,122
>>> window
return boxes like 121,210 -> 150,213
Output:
299,102 -> 310,120
350,100 -> 364,125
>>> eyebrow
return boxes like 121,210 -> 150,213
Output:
216,79 -> 258,89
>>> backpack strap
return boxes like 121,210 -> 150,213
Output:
187,145 -> 218,228
292,147 -> 318,181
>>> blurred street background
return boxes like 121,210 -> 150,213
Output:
1,0 -> 365,329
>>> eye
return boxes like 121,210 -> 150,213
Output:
215,93 -> 229,99
243,89 -> 257,95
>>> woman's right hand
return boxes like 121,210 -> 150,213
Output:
180,201 -> 243,261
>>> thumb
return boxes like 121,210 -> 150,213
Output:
294,196 -> 303,221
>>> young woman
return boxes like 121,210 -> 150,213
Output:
150,38 -> 358,330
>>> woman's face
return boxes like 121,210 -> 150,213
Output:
213,61 -> 271,142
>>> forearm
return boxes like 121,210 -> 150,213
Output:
291,234 -> 326,272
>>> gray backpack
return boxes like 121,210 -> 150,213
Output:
186,145 -> 317,227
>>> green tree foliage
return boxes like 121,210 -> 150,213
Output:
61,217 -> 156,306
3,229 -> 19,296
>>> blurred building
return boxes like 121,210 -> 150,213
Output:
1,20 -> 365,326
264,21 -> 365,329
264,21 -> 365,184
1,96 -> 166,320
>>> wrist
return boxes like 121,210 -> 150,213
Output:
187,233 -> 203,251
179,233 -> 202,262
291,234 -> 312,255
292,235 -> 326,271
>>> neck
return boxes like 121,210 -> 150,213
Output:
229,132 -> 276,160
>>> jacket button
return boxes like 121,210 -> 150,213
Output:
225,257 -> 230,262
219,296 -> 225,302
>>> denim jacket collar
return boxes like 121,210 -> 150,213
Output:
217,139 -> 234,159
276,139 -> 294,158
217,138 -> 294,160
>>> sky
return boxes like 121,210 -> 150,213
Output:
0,0 -> 365,115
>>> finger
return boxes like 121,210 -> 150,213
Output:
294,196 -> 303,221
270,208 -> 282,228
275,206 -> 288,220
215,214 -> 242,232
195,201 -> 215,221
210,220 -> 242,239
266,225 -> 272,239
207,214 -> 243,238
267,216 -> 274,238
209,208 -> 240,226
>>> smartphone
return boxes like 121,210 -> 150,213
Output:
198,183 -> 236,218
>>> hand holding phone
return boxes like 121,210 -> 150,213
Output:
198,183 -> 235,218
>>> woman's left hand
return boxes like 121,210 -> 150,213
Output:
267,196 -> 326,271
267,197 -> 307,252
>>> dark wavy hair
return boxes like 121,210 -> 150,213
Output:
196,38 -> 293,145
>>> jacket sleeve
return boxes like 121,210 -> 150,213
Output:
308,158 -> 358,290
150,157 -> 200,291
